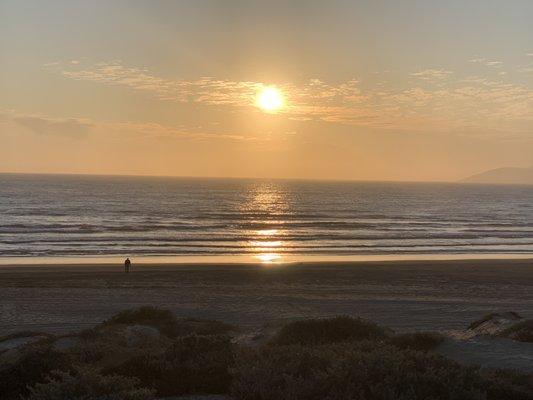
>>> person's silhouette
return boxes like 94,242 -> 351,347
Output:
124,258 -> 131,273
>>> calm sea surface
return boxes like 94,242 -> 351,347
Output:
1,174 -> 532,262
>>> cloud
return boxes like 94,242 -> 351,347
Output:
48,61 -> 533,136
518,67 -> 533,73
106,121 -> 257,142
12,114 -> 93,136
469,58 -> 503,67
2,109 -> 260,143
59,62 -> 265,106
410,69 -> 453,80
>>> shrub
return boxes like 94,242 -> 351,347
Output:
101,307 -> 236,338
0,331 -> 53,343
68,338 -> 113,364
270,316 -> 387,346
77,327 -> 100,340
25,368 -> 154,400
482,369 -> 533,400
231,341 -> 531,400
102,307 -> 178,337
0,345 -> 72,400
108,334 -> 235,396
499,320 -> 533,343
174,318 -> 237,337
388,332 -> 444,352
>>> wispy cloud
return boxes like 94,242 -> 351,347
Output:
1,109 -> 261,143
518,66 -> 533,73
469,58 -> 503,67
410,69 -> 453,80
11,114 -> 93,136
46,61 -> 533,136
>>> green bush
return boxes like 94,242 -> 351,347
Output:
231,341 -> 531,400
0,345 -> 72,400
388,332 -> 444,352
108,334 -> 235,396
270,316 -> 387,346
25,368 -> 154,400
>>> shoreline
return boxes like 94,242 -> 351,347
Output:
1,253 -> 533,267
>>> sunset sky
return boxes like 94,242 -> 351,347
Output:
1,0 -> 532,181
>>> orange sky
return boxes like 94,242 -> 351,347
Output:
1,1 -> 532,181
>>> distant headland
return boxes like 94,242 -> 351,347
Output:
462,166 -> 533,185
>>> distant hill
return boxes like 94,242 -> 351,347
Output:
461,166 -> 533,185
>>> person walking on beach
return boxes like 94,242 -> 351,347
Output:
124,258 -> 131,273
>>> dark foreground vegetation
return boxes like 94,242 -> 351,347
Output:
0,307 -> 531,400
467,312 -> 533,343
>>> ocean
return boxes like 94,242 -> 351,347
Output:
1,173 -> 532,262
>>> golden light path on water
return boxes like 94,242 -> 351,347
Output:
251,235 -> 283,263
241,183 -> 287,264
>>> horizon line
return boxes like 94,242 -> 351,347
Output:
0,170 -> 458,184
1,170 -> 526,186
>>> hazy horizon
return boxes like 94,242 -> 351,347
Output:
1,0 -> 532,181
1,168 -> 532,185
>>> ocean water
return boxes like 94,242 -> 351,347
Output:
0,173 -> 532,262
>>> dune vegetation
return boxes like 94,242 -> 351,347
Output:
0,307 -> 531,400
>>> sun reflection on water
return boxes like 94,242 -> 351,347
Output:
242,183 -> 289,263
250,234 -> 283,263
250,240 -> 282,248
257,229 -> 279,236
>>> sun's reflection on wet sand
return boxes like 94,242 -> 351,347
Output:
255,253 -> 282,263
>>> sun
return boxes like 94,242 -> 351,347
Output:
256,87 -> 284,112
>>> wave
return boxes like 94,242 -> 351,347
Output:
1,176 -> 532,258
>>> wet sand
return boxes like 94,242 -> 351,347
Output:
1,259 -> 532,335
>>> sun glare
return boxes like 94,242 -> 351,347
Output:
256,87 -> 284,112
255,253 -> 281,263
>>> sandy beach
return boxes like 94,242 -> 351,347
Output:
2,258 -> 532,335
2,257 -> 533,392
